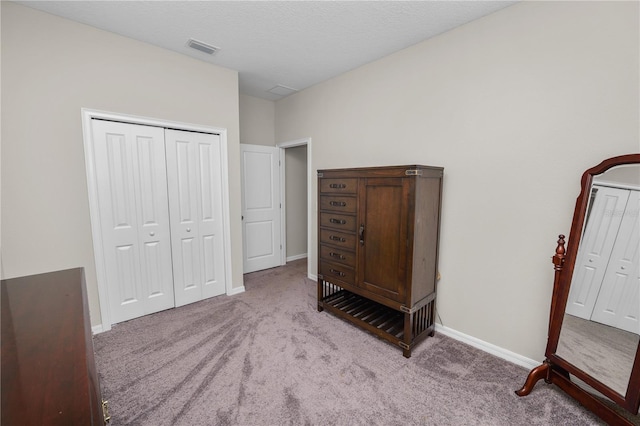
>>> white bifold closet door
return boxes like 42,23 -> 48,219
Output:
92,120 -> 226,324
92,120 -> 175,323
165,129 -> 226,307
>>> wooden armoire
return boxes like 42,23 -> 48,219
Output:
317,165 -> 443,357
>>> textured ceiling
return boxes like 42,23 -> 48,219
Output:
20,1 -> 518,101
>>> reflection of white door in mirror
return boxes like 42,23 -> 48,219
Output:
566,185 -> 640,335
591,189 -> 639,334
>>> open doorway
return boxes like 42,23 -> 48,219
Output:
277,138 -> 313,280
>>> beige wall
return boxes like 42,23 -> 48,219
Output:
1,3 -> 244,327
275,1 -> 639,361
239,93 -> 308,261
285,145 -> 308,259
239,94 -> 275,146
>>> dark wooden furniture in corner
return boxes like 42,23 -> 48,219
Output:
317,165 -> 443,357
2,268 -> 109,425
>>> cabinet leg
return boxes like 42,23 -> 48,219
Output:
402,311 -> 412,358
515,361 -> 549,396
317,280 -> 324,312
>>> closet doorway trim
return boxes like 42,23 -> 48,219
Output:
81,108 -> 233,332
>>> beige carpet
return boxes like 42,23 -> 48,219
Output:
557,313 -> 638,396
94,259 -> 606,425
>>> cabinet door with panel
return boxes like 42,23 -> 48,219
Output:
358,177 -> 411,303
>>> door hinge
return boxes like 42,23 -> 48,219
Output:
405,169 -> 423,176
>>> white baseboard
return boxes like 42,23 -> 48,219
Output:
308,273 -> 317,281
92,324 -> 104,335
435,324 -> 540,370
286,253 -> 308,262
227,285 -> 245,296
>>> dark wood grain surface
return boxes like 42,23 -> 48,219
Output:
2,268 -> 104,425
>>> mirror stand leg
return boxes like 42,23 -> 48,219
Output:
515,361 -> 550,396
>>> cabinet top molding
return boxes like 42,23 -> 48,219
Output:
318,164 -> 444,179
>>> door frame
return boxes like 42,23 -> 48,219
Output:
81,108 -> 233,332
277,137 -> 313,280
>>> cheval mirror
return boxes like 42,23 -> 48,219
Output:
517,154 -> 640,425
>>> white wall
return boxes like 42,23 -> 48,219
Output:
275,1 -> 639,361
239,94 -> 275,146
1,2 -> 244,327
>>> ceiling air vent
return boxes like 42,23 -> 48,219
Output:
187,38 -> 219,55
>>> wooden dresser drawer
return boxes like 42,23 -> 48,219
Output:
319,195 -> 357,213
319,178 -> 357,194
319,260 -> 355,285
320,229 -> 357,250
320,245 -> 356,267
319,212 -> 357,232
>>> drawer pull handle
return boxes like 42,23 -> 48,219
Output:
329,201 -> 347,207
330,269 -> 346,277
329,235 -> 346,242
329,218 -> 347,225
329,252 -> 346,260
329,183 -> 346,189
359,224 -> 365,245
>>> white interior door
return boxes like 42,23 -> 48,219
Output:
92,120 -> 175,323
240,144 -> 282,273
591,190 -> 640,333
166,130 -> 227,307
566,185 -> 630,319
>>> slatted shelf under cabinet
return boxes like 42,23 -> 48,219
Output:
319,281 -> 437,355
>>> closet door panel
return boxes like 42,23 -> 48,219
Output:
166,130 -> 226,306
167,135 -> 202,306
197,139 -> 226,298
114,245 -> 141,307
134,133 -> 175,314
97,127 -> 145,323
92,120 -> 174,324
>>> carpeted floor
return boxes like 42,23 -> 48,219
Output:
94,259 -> 606,425
557,313 -> 638,396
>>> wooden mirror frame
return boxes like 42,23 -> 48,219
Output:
516,154 -> 640,425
